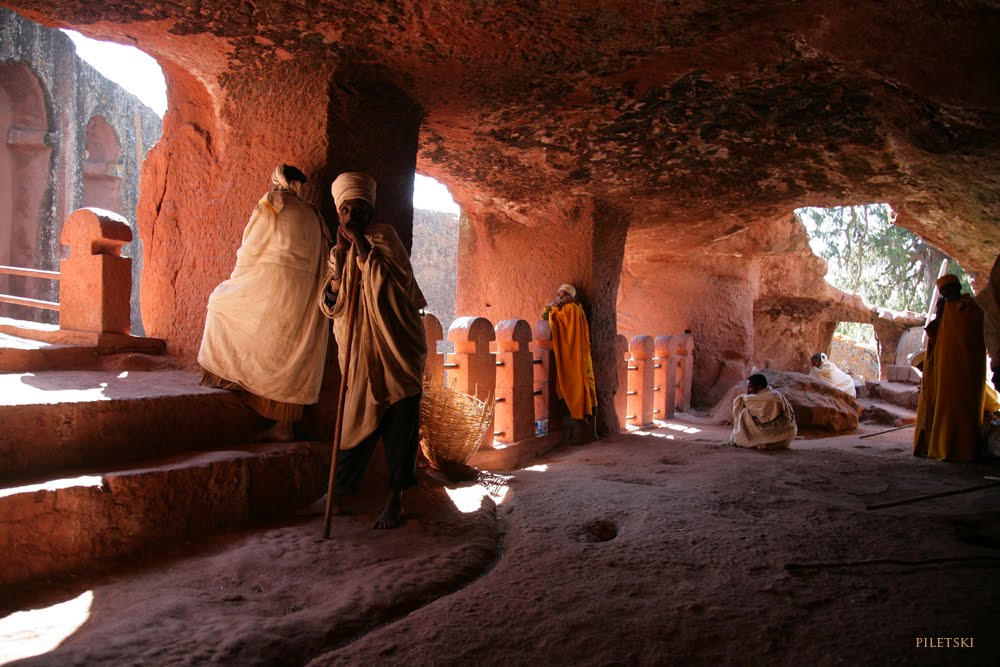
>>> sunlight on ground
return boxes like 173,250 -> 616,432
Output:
0,590 -> 93,665
0,475 -> 103,499
628,420 -> 702,440
444,483 -> 509,513
524,464 -> 549,472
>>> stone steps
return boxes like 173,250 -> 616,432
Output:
0,441 -> 328,588
0,369 -> 269,484
866,380 -> 920,411
858,398 -> 917,427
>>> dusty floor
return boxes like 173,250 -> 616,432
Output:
2,417 -> 999,666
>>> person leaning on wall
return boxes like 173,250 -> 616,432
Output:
542,283 -> 598,443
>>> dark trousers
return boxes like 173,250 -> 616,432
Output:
335,393 -> 421,494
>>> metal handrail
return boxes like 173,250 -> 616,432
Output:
0,264 -> 60,311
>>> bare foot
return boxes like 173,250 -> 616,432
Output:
372,490 -> 404,529
253,420 -> 295,443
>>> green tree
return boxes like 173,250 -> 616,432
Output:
796,204 -> 968,345
797,204 -> 968,313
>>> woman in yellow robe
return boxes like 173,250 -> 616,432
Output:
542,284 -> 597,422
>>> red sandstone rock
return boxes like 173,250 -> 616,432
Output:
714,370 -> 860,433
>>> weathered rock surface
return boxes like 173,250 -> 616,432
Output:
3,0 -> 997,416
714,370 -> 860,433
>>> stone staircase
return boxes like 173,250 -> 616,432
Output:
861,364 -> 921,426
0,323 -> 328,590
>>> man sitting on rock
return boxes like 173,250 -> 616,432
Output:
809,352 -> 857,398
726,373 -> 798,449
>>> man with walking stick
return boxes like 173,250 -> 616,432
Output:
322,172 -> 428,531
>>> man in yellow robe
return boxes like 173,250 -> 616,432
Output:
542,283 -> 597,440
913,274 -> 987,462
726,373 -> 798,449
326,172 -> 427,528
198,164 -> 330,442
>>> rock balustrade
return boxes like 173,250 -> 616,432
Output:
421,313 -> 695,447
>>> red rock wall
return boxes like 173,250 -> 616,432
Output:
456,196 -> 627,432
617,253 -> 755,407
138,66 -> 421,364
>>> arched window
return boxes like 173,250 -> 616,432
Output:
82,115 -> 122,213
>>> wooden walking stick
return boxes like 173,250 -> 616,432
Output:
323,259 -> 362,539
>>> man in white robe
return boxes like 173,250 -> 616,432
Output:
809,352 -> 857,397
726,374 -> 798,449
199,164 -> 330,442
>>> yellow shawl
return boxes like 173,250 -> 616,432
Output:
547,302 -> 597,419
913,295 -> 986,462
329,223 -> 427,450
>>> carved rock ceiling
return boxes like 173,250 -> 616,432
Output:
9,0 -> 1000,273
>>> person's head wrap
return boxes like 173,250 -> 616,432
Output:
271,164 -> 306,198
558,283 -> 577,298
331,172 -> 377,209
936,273 -> 960,289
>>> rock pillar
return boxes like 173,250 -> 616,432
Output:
615,334 -> 629,430
654,335 -> 676,419
532,319 -> 560,429
59,208 -> 133,334
446,316 -> 496,402
627,335 -> 655,428
422,312 -> 444,387
492,319 -> 534,443
670,333 -> 695,412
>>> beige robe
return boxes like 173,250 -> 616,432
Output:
198,190 -> 330,405
730,387 -> 798,449
329,223 -> 427,450
810,360 -> 856,397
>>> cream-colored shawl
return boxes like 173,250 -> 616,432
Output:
730,387 -> 798,449
328,223 -> 427,450
809,355 -> 856,397
198,189 -> 330,405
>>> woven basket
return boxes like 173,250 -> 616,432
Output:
419,381 -> 494,469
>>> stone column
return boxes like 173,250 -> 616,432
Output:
59,208 -> 133,334
615,334 -> 629,430
627,335 -> 655,428
654,335 -> 676,419
446,316 -> 496,402
670,333 -> 695,412
532,319 -> 560,429
492,319 -> 534,443
422,312 -> 444,387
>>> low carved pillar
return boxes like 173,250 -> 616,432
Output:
627,335 -> 655,428
615,334 -> 629,430
670,333 -> 695,411
492,319 -> 534,443
446,316 -> 496,402
422,312 -> 444,387
59,208 -> 133,334
654,335 -> 676,419
532,319 -> 560,429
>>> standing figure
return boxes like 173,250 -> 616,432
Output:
913,274 -> 987,462
809,352 -> 857,397
542,283 -> 597,441
198,164 -> 330,442
726,374 -> 798,449
326,172 -> 427,529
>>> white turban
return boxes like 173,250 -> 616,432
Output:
558,284 -> 576,298
331,172 -> 377,209
271,164 -> 304,198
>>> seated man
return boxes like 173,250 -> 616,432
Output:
809,352 -> 857,397
726,373 -> 798,449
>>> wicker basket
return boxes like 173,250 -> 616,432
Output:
419,381 -> 494,469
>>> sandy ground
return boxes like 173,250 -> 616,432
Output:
3,417 -> 999,666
